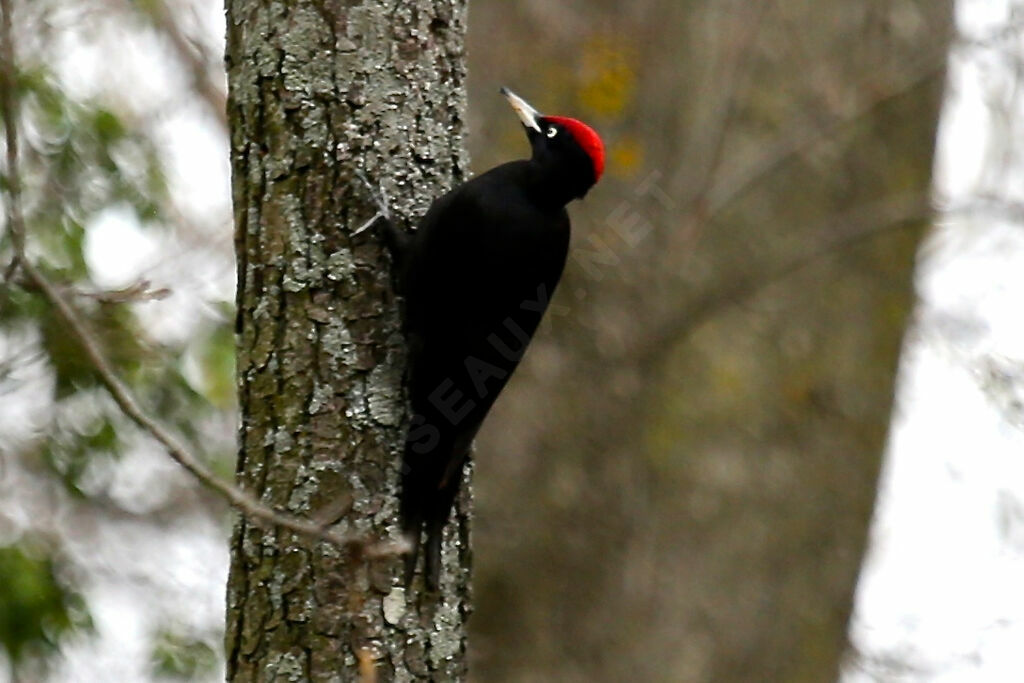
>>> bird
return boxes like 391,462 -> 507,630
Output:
381,87 -> 604,590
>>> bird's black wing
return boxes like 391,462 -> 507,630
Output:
397,166 -> 570,588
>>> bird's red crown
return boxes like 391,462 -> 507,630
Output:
545,116 -> 605,182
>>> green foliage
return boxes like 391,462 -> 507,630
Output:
3,54 -> 235,491
193,312 -> 237,410
0,542 -> 90,668
17,65 -> 167,236
40,300 -> 149,399
39,406 -> 121,498
149,629 -> 218,680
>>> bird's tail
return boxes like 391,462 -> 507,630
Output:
398,434 -> 471,590
381,218 -> 411,295
398,439 -> 428,586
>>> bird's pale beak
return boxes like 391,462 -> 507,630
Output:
500,87 -> 542,133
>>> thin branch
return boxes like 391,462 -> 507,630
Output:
77,279 -> 172,303
625,45 -> 948,364
21,263 -> 402,556
634,22 -> 948,317
21,256 -> 402,557
0,2 -> 401,559
116,0 -> 227,132
11,273 -> 173,303
669,0 -> 774,266
631,192 -> 933,368
705,47 -> 948,219
682,0 -> 774,215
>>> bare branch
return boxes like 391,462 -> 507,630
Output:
0,2 -> 401,559
20,259 -> 403,556
670,0 -> 775,265
118,0 -> 227,132
705,48 -> 948,219
77,279 -> 172,303
683,0 -> 774,215
11,273 -> 173,303
631,192 -> 933,368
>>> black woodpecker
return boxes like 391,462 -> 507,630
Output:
385,88 -> 605,589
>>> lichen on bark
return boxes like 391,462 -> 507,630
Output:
223,1 -> 471,680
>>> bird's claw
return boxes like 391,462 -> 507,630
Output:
352,169 -> 393,236
354,169 -> 392,220
352,212 -> 386,236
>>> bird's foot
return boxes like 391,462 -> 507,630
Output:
352,169 -> 392,235
352,212 -> 388,236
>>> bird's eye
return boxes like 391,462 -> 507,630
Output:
546,126 -> 558,138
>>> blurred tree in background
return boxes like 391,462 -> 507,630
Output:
0,0 -> 982,681
466,1 -> 952,680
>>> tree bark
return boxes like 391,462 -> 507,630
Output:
223,1 -> 470,680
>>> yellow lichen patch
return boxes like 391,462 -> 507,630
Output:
608,135 -> 644,178
576,35 -> 635,120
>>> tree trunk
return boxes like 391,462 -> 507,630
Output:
223,1 -> 470,680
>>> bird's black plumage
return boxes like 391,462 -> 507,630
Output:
387,89 -> 604,589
